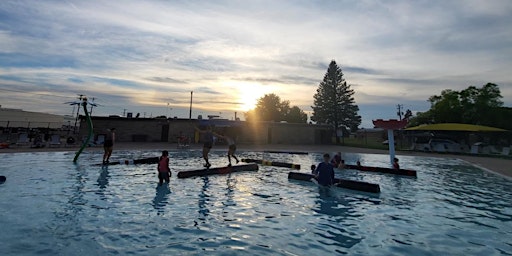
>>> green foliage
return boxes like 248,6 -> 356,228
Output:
490,107 -> 512,130
245,93 -> 307,123
287,106 -> 308,123
404,109 -> 413,120
408,83 -> 509,129
407,111 -> 433,127
311,60 -> 361,134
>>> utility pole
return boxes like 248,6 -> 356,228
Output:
397,104 -> 403,120
189,91 -> 193,120
123,109 -> 127,117
396,104 -> 404,149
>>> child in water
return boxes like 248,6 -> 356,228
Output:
158,150 -> 171,185
315,153 -> 335,186
393,157 -> 400,170
215,133 -> 239,167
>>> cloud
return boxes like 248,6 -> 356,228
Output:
0,0 -> 511,127
147,77 -> 187,84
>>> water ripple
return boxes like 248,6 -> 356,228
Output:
0,150 -> 511,255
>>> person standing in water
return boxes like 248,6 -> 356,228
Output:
158,150 -> 171,185
215,133 -> 239,167
393,157 -> 400,170
330,152 -> 343,168
103,128 -> 116,164
315,153 -> 335,186
195,126 -> 214,168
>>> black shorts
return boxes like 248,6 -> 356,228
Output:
158,171 -> 170,181
229,144 -> 236,151
203,142 -> 213,149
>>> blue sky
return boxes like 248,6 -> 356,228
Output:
1,0 -> 511,128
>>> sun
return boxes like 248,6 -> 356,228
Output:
240,92 -> 258,111
237,83 -> 267,112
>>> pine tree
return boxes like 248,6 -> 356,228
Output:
311,60 -> 361,143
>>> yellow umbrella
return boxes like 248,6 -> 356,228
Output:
405,123 -> 507,132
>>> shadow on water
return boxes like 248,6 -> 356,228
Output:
97,165 -> 109,190
312,186 -> 363,252
196,176 -> 210,226
49,163 -> 90,253
67,163 -> 88,216
152,184 -> 172,215
92,165 -> 111,206
224,174 -> 236,207
221,174 -> 237,223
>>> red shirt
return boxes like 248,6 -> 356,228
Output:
158,156 -> 170,173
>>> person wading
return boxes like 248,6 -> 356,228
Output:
103,128 -> 116,164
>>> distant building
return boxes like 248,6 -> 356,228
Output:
0,107 -> 65,129
79,116 -> 333,145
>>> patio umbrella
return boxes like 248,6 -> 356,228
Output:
405,123 -> 507,132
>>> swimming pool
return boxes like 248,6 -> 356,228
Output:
0,150 -> 511,255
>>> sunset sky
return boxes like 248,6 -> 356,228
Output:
1,0 -> 511,128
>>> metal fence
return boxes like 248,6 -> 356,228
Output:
0,120 -> 78,145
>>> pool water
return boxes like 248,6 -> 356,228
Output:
0,150 -> 511,255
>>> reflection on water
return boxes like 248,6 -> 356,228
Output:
66,163 -> 87,217
197,176 -> 210,222
0,150 -> 511,255
97,166 -> 109,189
223,174 -> 237,208
152,184 -> 171,214
313,187 -> 362,251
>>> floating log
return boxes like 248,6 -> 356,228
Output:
0,176 -> 6,183
96,157 -> 160,166
288,172 -> 381,193
344,164 -> 417,177
263,150 -> 309,155
177,163 -> 259,178
241,158 -> 301,169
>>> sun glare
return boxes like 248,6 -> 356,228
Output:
237,82 -> 267,112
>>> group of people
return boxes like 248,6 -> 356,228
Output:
311,152 -> 401,186
156,125 -> 239,185
329,152 -> 345,169
195,125 -> 239,168
102,126 -> 402,187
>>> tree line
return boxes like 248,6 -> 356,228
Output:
244,59 -> 511,137
408,83 -> 511,130
245,60 -> 361,142
244,94 -> 308,123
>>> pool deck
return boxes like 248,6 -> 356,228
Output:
1,142 -> 511,179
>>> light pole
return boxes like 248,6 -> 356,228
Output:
189,91 -> 193,120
